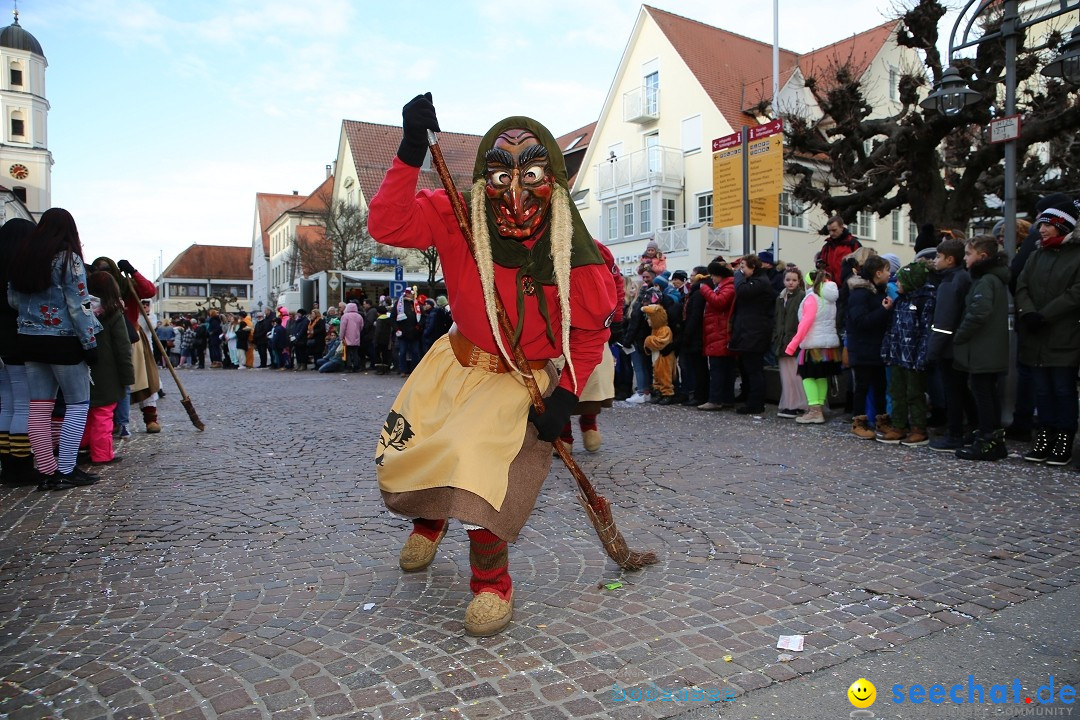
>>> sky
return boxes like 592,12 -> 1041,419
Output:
22,0 -> 943,279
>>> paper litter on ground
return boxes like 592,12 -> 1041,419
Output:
776,635 -> 804,651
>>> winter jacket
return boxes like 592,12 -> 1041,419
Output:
375,313 -> 393,349
881,282 -> 936,371
253,316 -> 272,346
786,282 -> 840,354
8,252 -> 101,364
395,299 -> 420,341
728,270 -> 777,354
953,253 -> 1010,374
89,310 -> 135,407
680,281 -> 707,355
818,231 -> 862,287
844,278 -> 891,367
290,316 -> 310,346
362,306 -> 379,341
702,277 -> 736,357
1015,229 -> 1080,368
927,266 -> 972,362
772,287 -> 805,357
270,323 -> 290,351
339,303 -> 364,346
422,306 -> 452,345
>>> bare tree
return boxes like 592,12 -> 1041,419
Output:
783,0 -> 1080,230
411,246 -> 442,296
292,228 -> 332,278
313,188 -> 382,271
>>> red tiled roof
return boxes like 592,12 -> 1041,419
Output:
645,7 -> 896,127
163,244 -> 252,280
290,174 -> 334,215
343,120 -> 482,206
798,21 -> 897,81
646,6 -> 800,129
256,192 -> 302,257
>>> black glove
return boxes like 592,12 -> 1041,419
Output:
397,92 -> 440,168
528,386 -> 578,443
82,347 -> 99,366
1021,312 -> 1045,333
117,259 -> 136,275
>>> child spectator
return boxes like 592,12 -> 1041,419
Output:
772,268 -> 808,418
82,272 -> 134,465
1015,198 -> 1080,465
698,262 -> 737,411
878,262 -> 936,446
926,236 -> 973,451
636,240 -> 667,277
845,256 -> 892,439
785,270 -> 841,424
642,304 -> 675,404
953,236 -> 1011,461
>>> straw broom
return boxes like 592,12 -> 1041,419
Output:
425,130 -> 656,571
124,275 -> 206,431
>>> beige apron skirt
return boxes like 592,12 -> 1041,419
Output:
376,332 -> 555,542
575,344 -> 614,415
130,326 -> 161,404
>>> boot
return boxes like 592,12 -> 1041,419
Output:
464,528 -> 514,637
873,414 -> 893,438
580,415 -> 601,452
398,518 -> 447,572
876,424 -> 907,444
850,415 -> 876,440
1046,431 -> 1074,466
796,405 -> 825,424
956,429 -> 1007,461
1023,429 -> 1053,463
6,455 -> 39,486
900,427 -> 929,447
142,406 -> 162,434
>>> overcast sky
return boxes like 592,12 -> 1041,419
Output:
26,0 -> 948,278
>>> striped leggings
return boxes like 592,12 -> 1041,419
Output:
25,361 -> 91,476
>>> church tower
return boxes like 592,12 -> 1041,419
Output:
0,7 -> 49,219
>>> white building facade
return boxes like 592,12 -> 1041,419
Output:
0,11 -> 51,220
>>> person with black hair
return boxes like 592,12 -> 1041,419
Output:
8,208 -> 101,490
926,237 -> 974,451
83,271 -> 134,465
845,256 -> 892,439
729,255 -> 777,414
0,218 -> 36,485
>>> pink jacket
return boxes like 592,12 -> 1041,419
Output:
339,302 -> 364,346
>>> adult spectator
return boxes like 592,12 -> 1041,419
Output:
339,302 -> 364,373
207,309 -> 223,368
818,215 -> 862,286
394,289 -> 421,376
698,262 -> 737,411
758,251 -> 784,294
290,308 -> 310,370
235,311 -> 253,368
253,311 -> 272,368
155,317 -> 177,368
728,254 -> 777,414
678,266 -> 709,406
361,299 -> 379,372
315,328 -> 344,373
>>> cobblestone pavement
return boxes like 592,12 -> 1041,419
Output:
1,366 -> 1077,720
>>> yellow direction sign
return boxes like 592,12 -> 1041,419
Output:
747,119 -> 783,200
712,130 -> 742,228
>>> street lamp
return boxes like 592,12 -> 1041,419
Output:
920,0 -> 1080,259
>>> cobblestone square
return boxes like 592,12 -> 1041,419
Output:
1,368 -> 1077,719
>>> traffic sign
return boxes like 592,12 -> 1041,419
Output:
372,256 -> 397,266
394,265 -> 404,281
390,280 -> 407,298
989,115 -> 1021,144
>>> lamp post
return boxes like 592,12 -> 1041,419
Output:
920,0 -> 1080,259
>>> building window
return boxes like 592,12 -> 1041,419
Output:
606,204 -> 618,240
696,193 -> 713,225
644,71 -> 659,115
662,198 -> 676,229
909,215 -> 918,245
889,66 -> 898,101
10,117 -> 23,137
12,186 -> 25,203
169,283 -> 208,298
645,132 -> 660,173
854,210 -> 876,240
891,210 -> 903,244
640,197 -> 651,234
623,202 -> 635,237
212,285 -> 248,298
779,192 -> 805,229
10,68 -> 22,86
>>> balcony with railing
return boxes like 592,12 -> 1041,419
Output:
654,223 -> 732,258
596,145 -> 683,200
623,86 -> 660,123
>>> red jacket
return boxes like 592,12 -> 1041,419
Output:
701,277 -> 736,357
818,232 -> 862,284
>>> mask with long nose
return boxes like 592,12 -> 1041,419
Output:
483,129 -> 554,241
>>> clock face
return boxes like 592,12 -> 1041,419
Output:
9,164 -> 28,180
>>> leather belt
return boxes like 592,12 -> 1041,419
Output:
447,324 -> 548,374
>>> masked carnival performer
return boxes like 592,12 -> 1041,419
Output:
369,93 -> 617,636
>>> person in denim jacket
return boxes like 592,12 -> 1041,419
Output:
7,208 -> 101,490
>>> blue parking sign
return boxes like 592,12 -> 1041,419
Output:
394,265 -> 404,281
390,280 -> 407,298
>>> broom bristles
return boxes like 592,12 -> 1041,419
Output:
182,398 -> 206,431
578,493 -> 658,571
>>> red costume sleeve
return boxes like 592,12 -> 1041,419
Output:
122,270 -> 158,327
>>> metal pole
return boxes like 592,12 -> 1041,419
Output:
1002,0 -> 1018,260
773,0 -> 781,261
742,126 -> 750,256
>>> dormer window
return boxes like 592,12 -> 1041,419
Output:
10,68 -> 21,86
